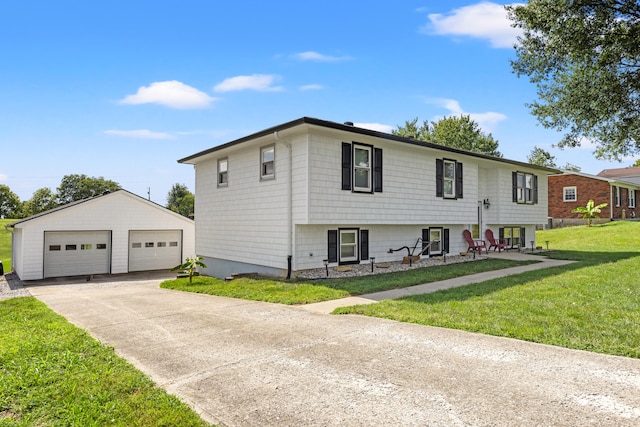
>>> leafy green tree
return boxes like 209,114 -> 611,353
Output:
572,199 -> 608,227
562,162 -> 582,172
56,174 -> 120,205
0,184 -> 22,218
393,115 -> 502,157
527,146 -> 557,168
632,159 -> 640,167
507,1 -> 640,160
166,183 -> 194,217
23,187 -> 58,217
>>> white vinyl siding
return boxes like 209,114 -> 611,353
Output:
11,191 -> 195,281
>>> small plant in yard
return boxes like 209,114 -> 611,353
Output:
572,199 -> 608,226
171,256 -> 207,283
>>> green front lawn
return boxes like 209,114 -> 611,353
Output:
335,221 -> 640,358
0,218 -> 14,271
160,258 -> 533,305
0,297 -> 210,426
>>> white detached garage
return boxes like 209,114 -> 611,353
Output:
8,190 -> 195,281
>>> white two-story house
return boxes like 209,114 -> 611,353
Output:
179,117 -> 556,279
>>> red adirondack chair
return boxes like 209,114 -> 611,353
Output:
485,229 -> 508,252
463,230 -> 487,255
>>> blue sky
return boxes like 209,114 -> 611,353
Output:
1,1 -> 634,205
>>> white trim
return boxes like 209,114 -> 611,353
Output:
563,186 -> 577,202
260,145 -> 275,180
339,229 -> 358,263
353,144 -> 372,192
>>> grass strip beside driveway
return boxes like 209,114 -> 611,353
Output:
0,297 -> 210,427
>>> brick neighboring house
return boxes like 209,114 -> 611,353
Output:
549,171 -> 640,227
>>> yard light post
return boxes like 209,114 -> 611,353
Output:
323,259 -> 329,277
370,257 -> 375,272
545,240 -> 549,250
530,240 -> 535,252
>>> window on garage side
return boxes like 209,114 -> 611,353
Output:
260,145 -> 275,180
49,245 -> 61,251
145,242 -> 154,248
169,241 -> 178,247
132,242 -> 142,248
218,158 -> 228,187
81,244 -> 92,250
65,244 -> 77,250
97,244 -> 107,249
157,242 -> 167,247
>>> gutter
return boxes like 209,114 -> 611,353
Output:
273,130 -> 293,280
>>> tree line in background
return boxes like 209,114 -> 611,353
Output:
0,174 -> 194,219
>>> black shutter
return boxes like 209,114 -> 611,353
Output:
613,186 -> 618,205
436,159 -> 444,197
328,230 -> 338,263
520,227 -> 526,248
533,175 -> 538,204
373,148 -> 383,192
342,142 -> 352,191
512,172 -> 518,202
360,230 -> 369,260
455,162 -> 463,199
422,228 -> 429,255
443,229 -> 450,254
499,228 -> 504,241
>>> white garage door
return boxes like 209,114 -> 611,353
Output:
44,231 -> 111,278
129,230 -> 182,272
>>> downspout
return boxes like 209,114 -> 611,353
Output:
274,131 -> 293,279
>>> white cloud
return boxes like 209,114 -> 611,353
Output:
119,81 -> 216,109
0,173 -> 7,181
299,84 -> 324,91
104,129 -> 175,140
355,122 -> 394,133
213,74 -> 283,92
292,51 -> 351,62
421,2 -> 522,48
425,97 -> 507,132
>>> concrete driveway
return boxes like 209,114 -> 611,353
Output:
28,275 -> 640,426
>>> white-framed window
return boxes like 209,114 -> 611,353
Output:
563,186 -> 577,202
218,158 -> 228,186
353,144 -> 371,192
429,228 -> 442,255
339,229 -> 358,263
260,145 -> 275,179
443,160 -> 456,198
629,189 -> 636,208
516,172 -> 536,204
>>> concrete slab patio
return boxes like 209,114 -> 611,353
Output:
26,266 -> 640,426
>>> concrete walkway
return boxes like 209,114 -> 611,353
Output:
25,256 -> 640,427
302,251 -> 575,314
